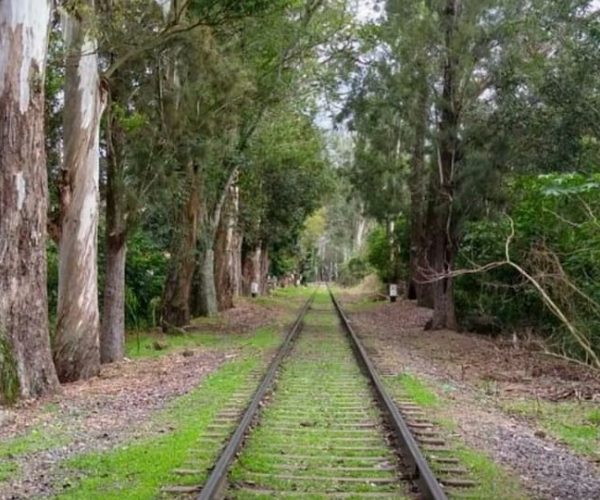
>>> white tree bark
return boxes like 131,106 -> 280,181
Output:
0,0 -> 59,401
54,1 -> 106,382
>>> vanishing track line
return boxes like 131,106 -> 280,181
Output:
164,288 -> 459,499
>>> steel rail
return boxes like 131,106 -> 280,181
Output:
197,289 -> 317,500
328,287 -> 448,500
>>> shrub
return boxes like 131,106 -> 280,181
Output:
338,256 -> 371,286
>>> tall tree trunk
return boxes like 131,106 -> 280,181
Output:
192,164 -> 239,316
161,165 -> 199,329
0,0 -> 59,402
102,238 -> 126,361
231,227 -> 242,297
101,87 -> 128,364
193,242 -> 218,317
54,1 -> 106,382
353,214 -> 368,253
242,244 -> 262,295
214,184 -> 239,311
259,243 -> 270,294
408,72 -> 433,307
428,0 -> 460,330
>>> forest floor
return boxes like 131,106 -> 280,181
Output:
2,287 -> 599,499
341,290 -> 600,500
0,293 -> 302,499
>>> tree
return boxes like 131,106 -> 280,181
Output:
160,24 -> 251,327
426,0 -> 461,329
53,0 -> 106,381
340,62 -> 410,287
239,107 -> 333,290
0,0 -> 59,402
97,1 -> 171,363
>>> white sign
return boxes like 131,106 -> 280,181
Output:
389,284 -> 398,297
251,282 -> 259,295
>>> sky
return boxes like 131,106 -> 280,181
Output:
355,0 -> 379,22
355,0 -> 600,19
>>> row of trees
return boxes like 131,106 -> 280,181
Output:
0,0 -> 349,403
337,0 -> 600,365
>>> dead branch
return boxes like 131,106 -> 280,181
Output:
416,216 -> 600,369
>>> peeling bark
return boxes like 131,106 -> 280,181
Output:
242,244 -> 263,295
161,165 -> 199,328
353,214 -> 368,253
54,1 -> 106,382
0,0 -> 59,401
193,245 -> 218,317
214,183 -> 240,311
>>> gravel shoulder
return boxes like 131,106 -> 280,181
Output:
342,294 -> 600,500
0,297 -> 288,499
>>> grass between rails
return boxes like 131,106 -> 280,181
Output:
229,291 -> 410,498
56,289 -> 313,499
501,399 -> 600,458
385,373 -> 528,499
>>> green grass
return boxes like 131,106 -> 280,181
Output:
0,401 -> 66,481
0,290 -> 314,497
501,399 -> 600,457
392,373 -> 439,408
254,285 -> 314,309
342,297 -> 387,313
58,356 -> 261,499
0,425 -> 69,482
125,325 -> 282,359
58,323 -> 287,499
451,446 -> 527,499
384,373 -> 527,499
125,287 -> 311,360
230,295 -> 410,498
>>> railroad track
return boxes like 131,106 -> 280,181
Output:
163,287 -> 471,499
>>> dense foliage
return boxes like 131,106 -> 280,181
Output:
4,0 -> 600,403
310,0 -> 600,367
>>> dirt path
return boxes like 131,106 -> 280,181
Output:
343,295 -> 600,500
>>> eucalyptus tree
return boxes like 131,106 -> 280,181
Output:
53,0 -> 107,381
97,1 -> 175,363
158,24 -> 254,328
161,0 -> 354,323
357,0 -> 526,327
423,0 -> 600,328
53,0 -> 282,362
209,0 -> 344,309
383,0 -> 436,305
341,60 -> 411,286
0,0 -> 59,401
